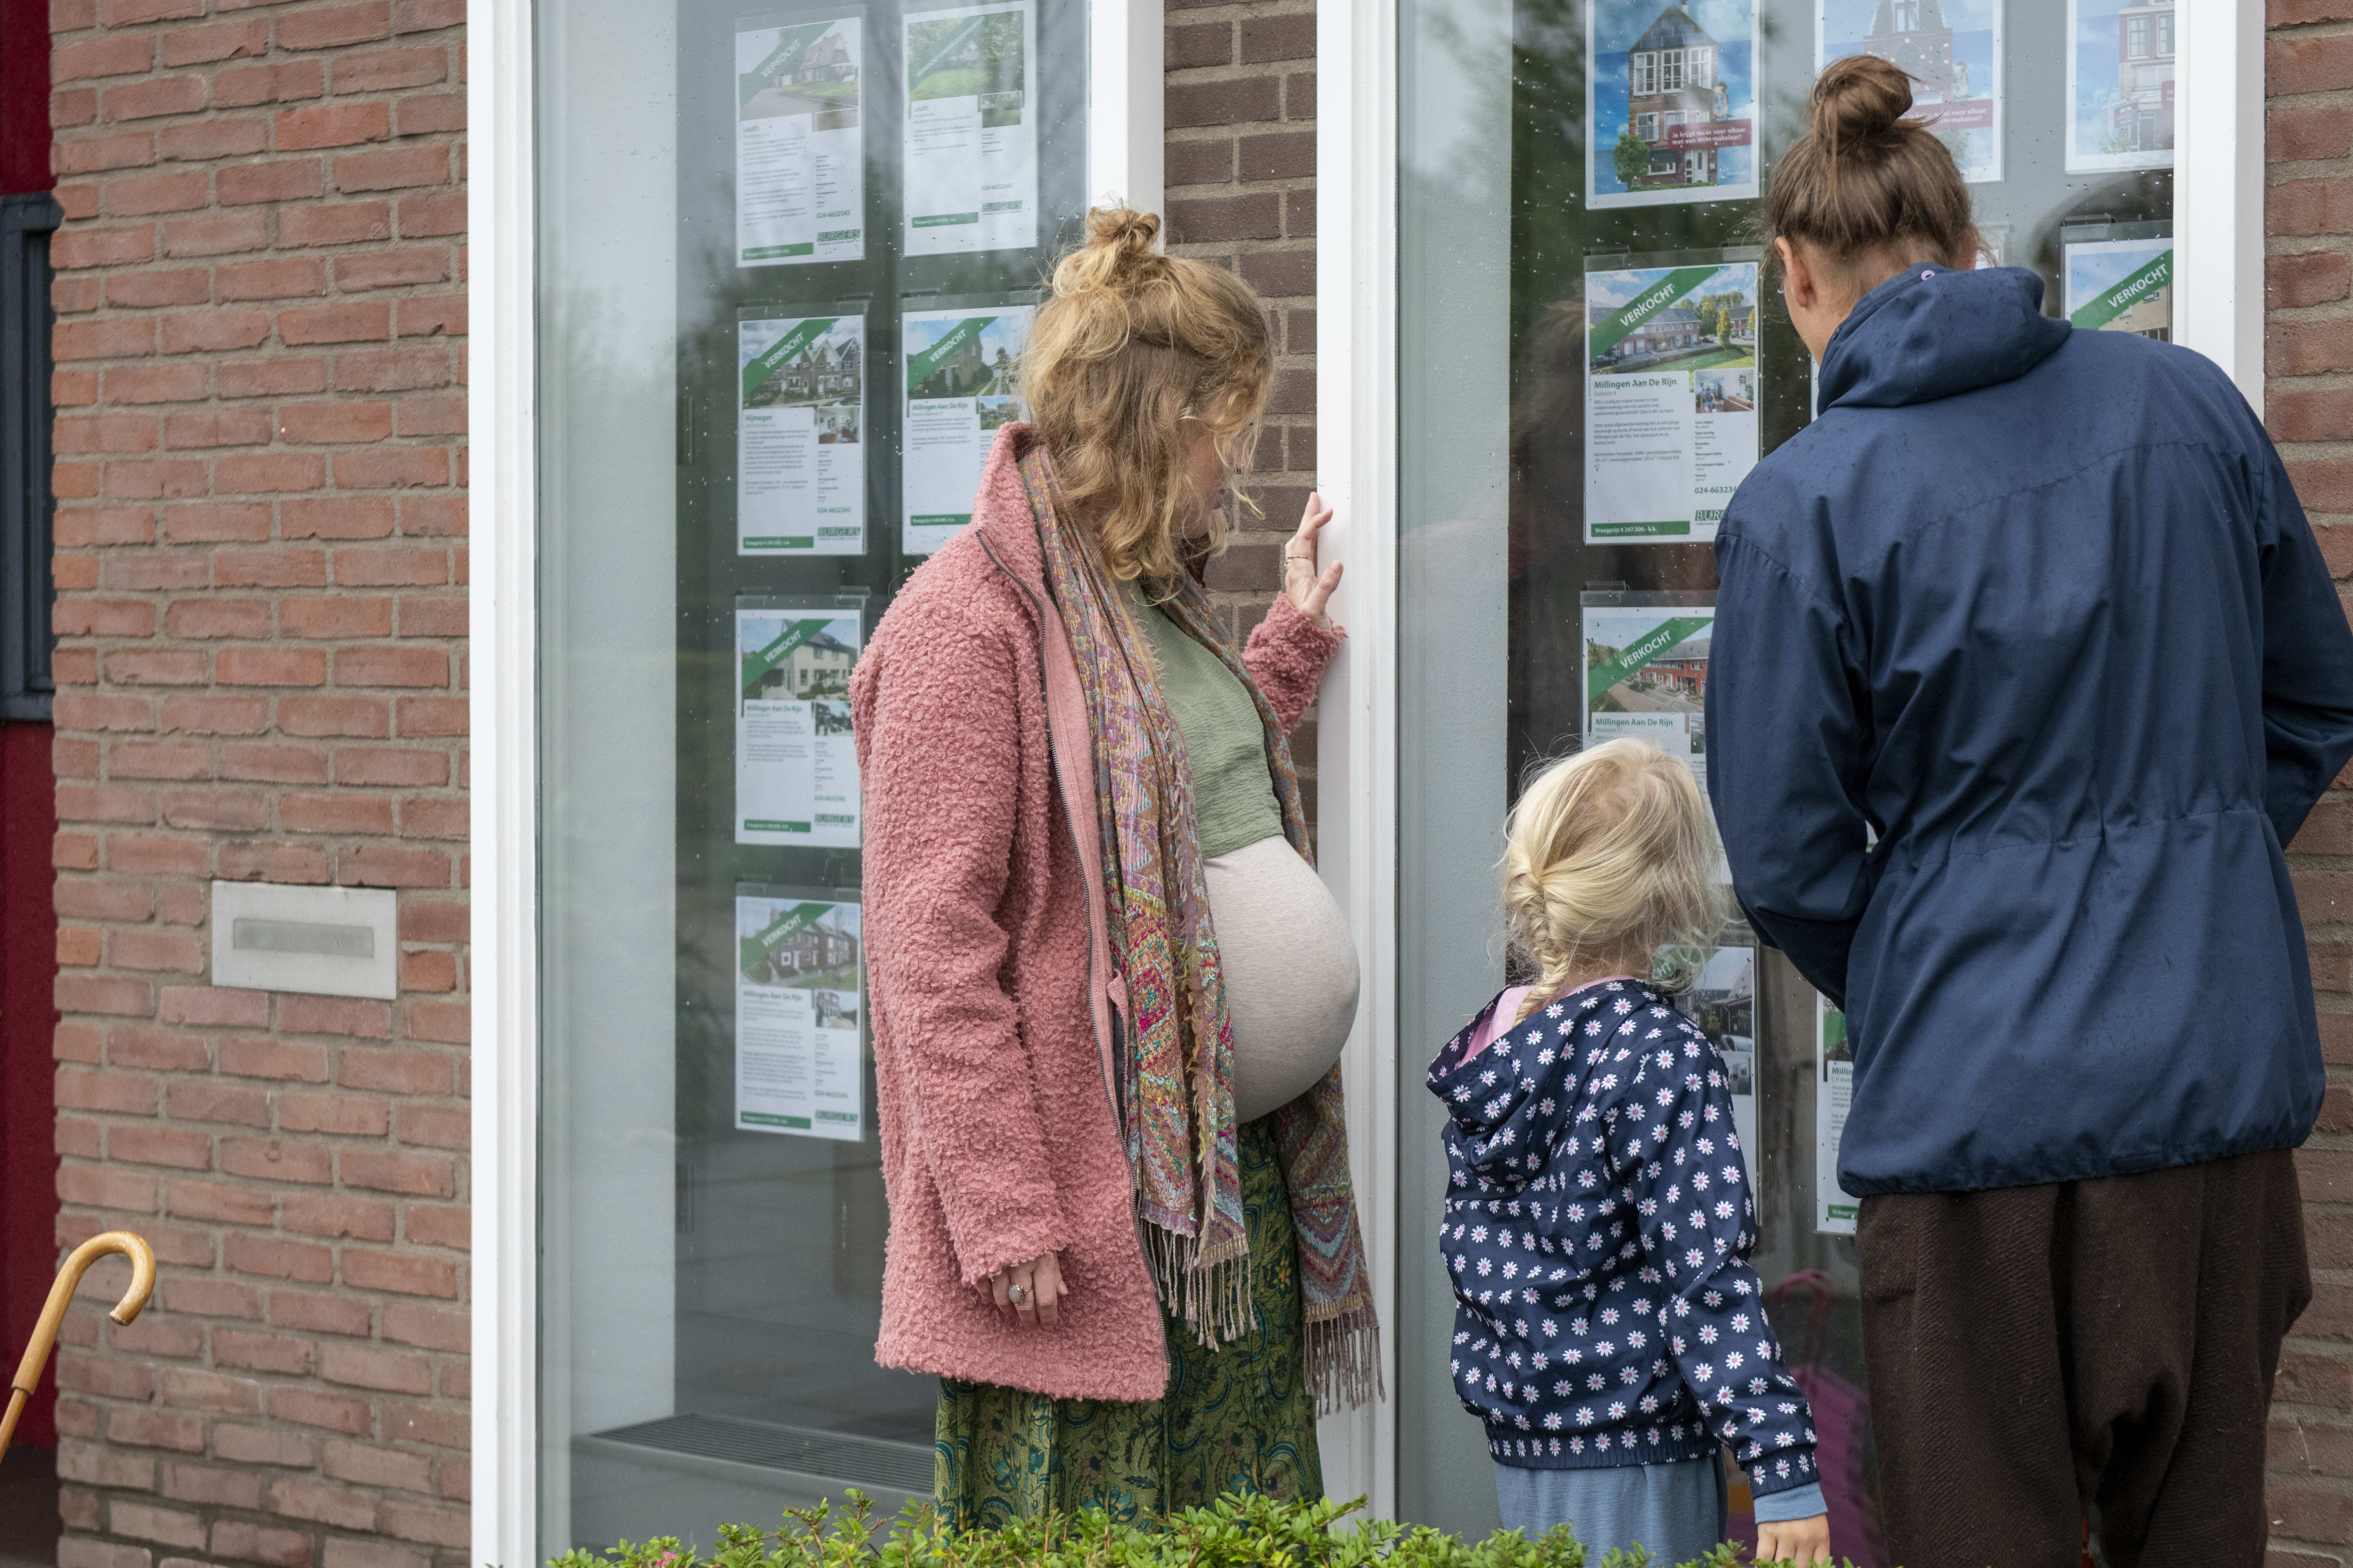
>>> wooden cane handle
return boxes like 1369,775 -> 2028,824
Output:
9,1232 -> 157,1398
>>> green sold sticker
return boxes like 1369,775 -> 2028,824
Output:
1585,616 -> 1712,708
2069,249 -> 2171,333
740,901 -> 838,982
741,618 -> 839,694
740,23 -> 835,107
906,317 -> 996,390
741,318 -> 839,401
1588,266 -> 1723,360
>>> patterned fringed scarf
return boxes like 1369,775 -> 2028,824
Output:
1019,447 -> 1379,1415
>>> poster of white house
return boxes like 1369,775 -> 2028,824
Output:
1818,0 -> 2003,184
735,893 -> 865,1141
735,606 -> 863,848
1582,599 -> 1714,789
1587,0 -> 1759,209
2064,236 -> 2172,340
901,304 -> 1033,553
1584,260 -> 1759,542
2067,0 -> 2173,172
738,313 -> 865,555
903,2 -> 1037,254
735,17 -> 863,266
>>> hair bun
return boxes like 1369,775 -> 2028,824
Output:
1073,206 -> 1161,278
1811,53 -> 1913,149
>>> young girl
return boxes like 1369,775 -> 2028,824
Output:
1428,739 -> 1831,1564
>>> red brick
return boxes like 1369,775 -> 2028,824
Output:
101,76 -> 207,123
160,1463 -> 264,1509
338,1249 -> 455,1298
158,501 -> 269,542
107,1124 -> 211,1170
210,1521 -> 316,1568
267,1290 -> 372,1338
107,1407 -> 205,1454
107,1503 -> 205,1550
163,599 -> 270,639
397,998 -> 466,1044
219,743 -> 333,784
283,596 -> 394,638
402,1203 -> 466,1250
53,36 -> 155,83
214,549 -> 328,590
100,0 -> 203,23
338,1148 -> 454,1198
103,834 -> 207,877
219,355 -> 328,396
158,307 -> 270,354
332,45 -> 445,93
334,345 -> 447,391
160,788 -> 268,830
159,209 -> 268,258
280,995 -> 392,1039
161,19 -> 270,69
280,201 -> 392,248
333,645 -> 445,686
215,256 -> 327,301
162,1080 -> 272,1127
276,1 -> 392,50
392,93 -> 463,137
216,648 -> 328,687
282,792 -> 394,834
276,1090 -> 390,1136
282,1192 -> 397,1242
211,1426 -> 314,1468
224,1234 -> 334,1284
218,1037 -> 328,1082
159,693 -> 267,735
264,1385 -> 371,1436
392,191 -> 463,238
56,132 -> 157,175
54,975 -> 155,1017
216,843 -> 332,883
164,1179 -> 273,1226
279,695 -> 391,738
332,146 -> 448,194
321,1439 -> 432,1492
334,549 -> 448,589
55,1162 -> 156,1211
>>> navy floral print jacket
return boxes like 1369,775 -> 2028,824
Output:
1428,978 -> 1820,1501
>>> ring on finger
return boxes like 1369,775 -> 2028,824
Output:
1007,1281 -> 1027,1306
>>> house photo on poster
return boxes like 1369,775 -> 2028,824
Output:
736,603 -> 863,847
2064,235 -> 2172,339
1818,0 -> 2003,184
738,312 -> 866,554
1585,260 -> 1759,542
903,1 -> 1037,254
901,303 -> 1032,553
735,15 -> 864,266
2067,0 -> 2173,172
1582,597 -> 1714,787
735,891 -> 865,1141
1690,943 -> 1757,1162
1588,0 -> 1759,209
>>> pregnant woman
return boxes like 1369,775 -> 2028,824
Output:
853,207 -> 1378,1529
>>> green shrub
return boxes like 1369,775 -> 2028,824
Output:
549,1491 -> 1834,1568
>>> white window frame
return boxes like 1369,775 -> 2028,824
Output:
1660,46 -> 1685,91
1311,0 -> 2262,1526
1631,50 -> 1656,96
468,2 -> 1166,1564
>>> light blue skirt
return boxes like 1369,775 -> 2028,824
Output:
1494,1455 -> 1727,1564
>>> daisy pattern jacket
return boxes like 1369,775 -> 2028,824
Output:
1428,978 -> 1820,1502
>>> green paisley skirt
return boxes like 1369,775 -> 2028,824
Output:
933,1117 -> 1321,1530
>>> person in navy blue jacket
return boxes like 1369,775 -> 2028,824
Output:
1708,57 -> 2353,1568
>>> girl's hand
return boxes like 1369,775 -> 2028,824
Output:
1754,1513 -> 1833,1566
974,1251 -> 1066,1330
1283,491 -> 1344,631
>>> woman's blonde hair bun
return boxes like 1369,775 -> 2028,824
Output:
1501,738 -> 1728,1025
1021,206 -> 1273,582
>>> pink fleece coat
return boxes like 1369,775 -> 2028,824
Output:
852,425 -> 1343,1402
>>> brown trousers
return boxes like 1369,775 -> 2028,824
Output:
1856,1149 -> 2310,1568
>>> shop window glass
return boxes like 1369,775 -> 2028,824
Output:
1396,0 -> 2171,1547
533,0 -> 1086,1554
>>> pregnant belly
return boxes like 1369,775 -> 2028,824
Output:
1204,833 -> 1361,1123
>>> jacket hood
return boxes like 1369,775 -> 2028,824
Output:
1817,265 -> 2071,411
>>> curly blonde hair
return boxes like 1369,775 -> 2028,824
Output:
1020,207 -> 1273,581
1502,740 -> 1728,1025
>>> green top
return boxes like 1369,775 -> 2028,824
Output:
1124,581 -> 1286,859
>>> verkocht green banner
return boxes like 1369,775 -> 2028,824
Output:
1588,266 -> 1722,361
2070,249 -> 2170,331
1586,615 -> 1712,707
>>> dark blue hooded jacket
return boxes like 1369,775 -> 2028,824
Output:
1707,263 -> 2353,1197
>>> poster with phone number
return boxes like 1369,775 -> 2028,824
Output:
735,891 -> 864,1140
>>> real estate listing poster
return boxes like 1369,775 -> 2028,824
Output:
2066,0 -> 2173,173
903,1 -> 1036,254
738,312 -> 865,555
735,889 -> 865,1140
736,602 -> 862,847
735,15 -> 865,267
1586,0 -> 1758,210
2064,235 -> 2173,339
1585,260 -> 1759,542
1581,595 -> 1714,789
1691,942 -> 1757,1163
901,302 -> 1032,553
1815,994 -> 1855,1236
1817,0 -> 2003,184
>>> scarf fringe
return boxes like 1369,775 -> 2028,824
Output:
1305,1308 -> 1385,1418
1143,1219 -> 1254,1347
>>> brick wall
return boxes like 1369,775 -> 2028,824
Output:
1162,0 -> 1317,812
2261,6 -> 2353,1558
40,1 -> 469,1566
